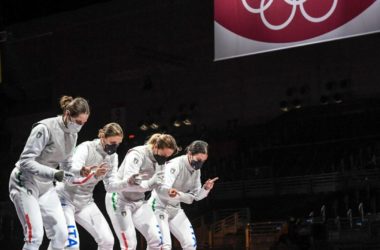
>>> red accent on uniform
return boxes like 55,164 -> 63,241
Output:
72,173 -> 95,185
121,232 -> 128,249
25,214 -> 32,243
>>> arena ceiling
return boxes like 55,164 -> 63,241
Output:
1,0 -> 111,27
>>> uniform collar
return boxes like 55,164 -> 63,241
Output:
95,139 -> 108,157
183,155 -> 195,174
57,115 -> 72,134
145,145 -> 157,163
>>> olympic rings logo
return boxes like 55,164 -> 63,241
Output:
241,0 -> 338,30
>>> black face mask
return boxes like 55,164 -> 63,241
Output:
104,144 -> 118,155
154,154 -> 167,165
190,160 -> 204,170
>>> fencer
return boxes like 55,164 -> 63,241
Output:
105,133 -> 179,250
9,95 -> 90,250
56,122 -> 127,250
150,140 -> 218,250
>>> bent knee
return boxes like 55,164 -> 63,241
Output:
98,234 -> 114,249
118,233 -> 136,250
24,227 -> 44,247
52,226 -> 68,248
181,240 -> 197,250
23,242 -> 42,250
161,243 -> 172,250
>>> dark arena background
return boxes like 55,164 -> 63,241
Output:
1,0 -> 380,249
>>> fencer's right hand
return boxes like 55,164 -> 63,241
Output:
128,173 -> 143,185
147,170 -> 165,189
203,177 -> 219,190
54,170 -> 75,183
168,188 -> 179,197
80,165 -> 97,177
94,163 -> 108,178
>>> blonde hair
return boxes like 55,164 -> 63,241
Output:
59,95 -> 90,117
98,123 -> 124,138
146,133 -> 180,153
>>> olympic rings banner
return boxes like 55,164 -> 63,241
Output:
214,0 -> 380,60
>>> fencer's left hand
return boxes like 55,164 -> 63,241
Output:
203,177 -> 219,190
147,170 -> 165,188
128,173 -> 144,185
54,170 -> 75,183
80,165 -> 97,177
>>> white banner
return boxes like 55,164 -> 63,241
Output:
214,0 -> 380,60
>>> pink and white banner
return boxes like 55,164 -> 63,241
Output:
214,0 -> 380,60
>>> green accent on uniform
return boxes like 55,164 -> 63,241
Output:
112,192 -> 117,211
16,172 -> 24,187
152,198 -> 156,212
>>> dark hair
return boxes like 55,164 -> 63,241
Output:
186,140 -> 208,155
98,123 -> 124,138
59,95 -> 90,117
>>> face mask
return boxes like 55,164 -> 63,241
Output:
104,143 -> 118,155
67,120 -> 83,133
190,160 -> 204,170
154,154 -> 167,165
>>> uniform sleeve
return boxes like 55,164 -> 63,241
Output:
116,151 -> 151,192
163,161 -> 178,189
103,154 -> 129,192
59,134 -> 78,172
191,172 -> 210,201
155,161 -> 178,198
175,172 -> 210,204
64,142 -> 88,176
18,124 -> 59,180
61,142 -> 101,186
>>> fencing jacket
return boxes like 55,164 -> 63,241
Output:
56,139 -> 126,208
116,145 -> 162,202
152,155 -> 209,210
14,116 -> 77,183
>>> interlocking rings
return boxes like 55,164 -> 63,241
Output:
241,0 -> 338,30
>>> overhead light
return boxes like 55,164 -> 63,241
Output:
333,93 -> 343,104
150,122 -> 159,130
280,100 -> 289,112
173,118 -> 181,127
173,120 -> 181,127
138,121 -> 149,131
182,115 -> 192,126
183,118 -> 192,126
293,99 -> 301,109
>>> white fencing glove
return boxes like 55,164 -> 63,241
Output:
145,170 -> 165,189
128,173 -> 143,185
128,171 -> 165,189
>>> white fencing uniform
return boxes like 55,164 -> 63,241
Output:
105,145 -> 163,250
8,116 -> 77,250
56,139 -> 129,250
149,155 -> 210,250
